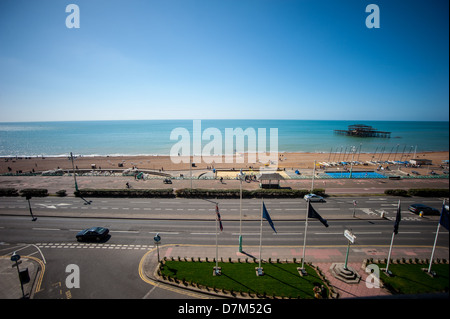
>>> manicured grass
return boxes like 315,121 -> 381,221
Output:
160,260 -> 328,299
379,263 -> 449,295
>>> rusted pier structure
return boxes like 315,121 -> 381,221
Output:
334,124 -> 391,138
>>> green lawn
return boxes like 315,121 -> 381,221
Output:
379,263 -> 449,295
160,260 -> 328,299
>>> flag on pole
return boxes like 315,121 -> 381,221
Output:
308,202 -> 329,227
262,202 -> 277,233
439,204 -> 449,231
215,205 -> 223,231
427,200 -> 448,274
393,200 -> 401,235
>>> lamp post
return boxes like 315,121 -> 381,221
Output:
349,146 -> 356,179
70,152 -> 78,192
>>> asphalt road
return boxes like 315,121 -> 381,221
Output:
1,196 -> 448,299
0,195 -> 446,220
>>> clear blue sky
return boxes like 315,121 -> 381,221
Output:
0,0 -> 448,122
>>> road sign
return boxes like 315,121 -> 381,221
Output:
11,253 -> 20,262
344,230 -> 356,244
154,233 -> 161,243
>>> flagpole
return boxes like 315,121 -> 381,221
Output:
386,199 -> 400,275
301,199 -> 309,274
427,199 -> 445,274
239,172 -> 243,252
216,210 -> 219,271
258,199 -> 263,271
427,222 -> 440,274
385,232 -> 395,275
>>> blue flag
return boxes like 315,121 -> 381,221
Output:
393,200 -> 401,235
308,202 -> 329,227
439,204 -> 449,231
262,202 -> 277,233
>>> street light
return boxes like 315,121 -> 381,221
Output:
70,152 -> 78,192
349,146 -> 356,179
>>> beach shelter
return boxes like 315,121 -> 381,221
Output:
257,173 -> 284,189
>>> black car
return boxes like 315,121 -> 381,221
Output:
408,204 -> 440,216
76,227 -> 110,242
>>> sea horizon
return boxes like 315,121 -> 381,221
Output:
0,119 -> 448,157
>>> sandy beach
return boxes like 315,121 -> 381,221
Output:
1,151 -> 448,176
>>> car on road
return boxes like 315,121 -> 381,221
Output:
76,227 -> 110,242
304,194 -> 326,202
408,204 -> 440,216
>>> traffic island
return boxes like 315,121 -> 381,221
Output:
157,258 -> 335,299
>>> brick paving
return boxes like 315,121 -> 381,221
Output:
316,262 -> 391,298
0,174 -> 448,195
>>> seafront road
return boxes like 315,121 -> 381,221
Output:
0,195 -> 448,298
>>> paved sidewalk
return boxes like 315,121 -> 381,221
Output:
0,257 -> 40,299
0,175 -> 448,195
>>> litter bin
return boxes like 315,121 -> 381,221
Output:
19,268 -> 30,284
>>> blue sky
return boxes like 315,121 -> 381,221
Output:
0,0 -> 448,122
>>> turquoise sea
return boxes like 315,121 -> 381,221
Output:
0,120 -> 448,157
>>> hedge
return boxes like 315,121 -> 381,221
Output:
0,188 -> 19,197
384,188 -> 449,197
407,188 -> 449,197
19,188 -> 49,197
384,189 -> 409,197
175,188 -> 326,199
75,188 -> 175,198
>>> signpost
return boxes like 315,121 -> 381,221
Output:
154,233 -> 161,263
343,230 -> 356,270
11,252 -> 25,298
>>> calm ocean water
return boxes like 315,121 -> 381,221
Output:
0,120 -> 448,157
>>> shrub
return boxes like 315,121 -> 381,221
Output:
384,189 -> 408,196
75,188 -> 174,198
19,188 -> 48,197
407,188 -> 449,197
56,189 -> 67,197
174,188 -> 325,199
0,188 -> 19,197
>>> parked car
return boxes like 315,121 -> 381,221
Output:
304,194 -> 325,202
76,227 -> 110,242
408,204 -> 440,216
